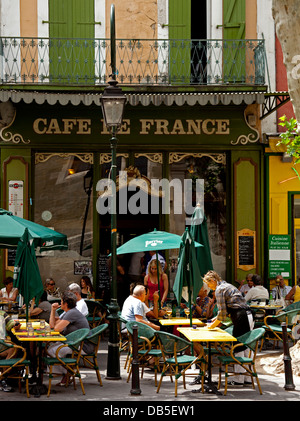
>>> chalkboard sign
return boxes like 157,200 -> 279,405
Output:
97,254 -> 111,289
6,248 -> 17,270
237,229 -> 256,271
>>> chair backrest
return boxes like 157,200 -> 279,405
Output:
225,325 -> 234,336
276,308 -> 300,325
155,331 -> 191,356
236,328 -> 265,353
65,328 -> 90,349
126,321 -> 156,341
283,301 -> 300,313
86,323 -> 108,347
85,300 -> 105,315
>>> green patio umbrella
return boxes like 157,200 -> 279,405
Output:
0,208 -> 68,251
13,228 -> 44,322
190,204 -> 213,277
173,228 -> 203,326
116,229 -> 202,308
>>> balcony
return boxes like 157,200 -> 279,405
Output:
0,37 -> 266,88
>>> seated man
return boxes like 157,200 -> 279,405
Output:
121,284 -> 160,331
244,274 -> 269,303
67,283 -> 88,316
0,309 -> 21,392
272,275 -> 292,300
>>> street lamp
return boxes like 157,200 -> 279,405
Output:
100,4 -> 126,380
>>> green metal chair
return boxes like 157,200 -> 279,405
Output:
282,301 -> 300,313
126,321 -> 162,386
217,327 -> 265,396
0,339 -> 31,397
117,314 -> 130,369
85,300 -> 107,329
43,328 -> 90,397
80,323 -> 108,386
156,330 -> 205,397
261,308 -> 300,349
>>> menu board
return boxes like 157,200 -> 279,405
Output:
6,248 -> 17,270
268,235 -> 291,278
237,229 -> 256,271
97,254 -> 111,290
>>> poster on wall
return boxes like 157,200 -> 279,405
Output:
268,235 -> 291,278
237,228 -> 256,271
8,180 -> 24,217
74,260 -> 93,275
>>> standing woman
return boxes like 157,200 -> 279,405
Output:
144,260 -> 168,307
80,276 -> 95,299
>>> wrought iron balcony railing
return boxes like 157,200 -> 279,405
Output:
0,37 -> 266,87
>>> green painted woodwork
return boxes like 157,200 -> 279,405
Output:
232,150 -> 261,281
223,0 -> 246,83
168,0 -> 191,84
48,0 -> 95,83
1,103 -> 259,149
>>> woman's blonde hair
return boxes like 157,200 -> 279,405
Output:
149,259 -> 163,276
203,270 -> 221,284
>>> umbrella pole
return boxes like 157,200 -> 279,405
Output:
155,252 -> 161,309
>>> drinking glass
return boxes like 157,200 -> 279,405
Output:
184,308 -> 190,318
28,326 -> 34,336
166,305 -> 172,319
45,325 -> 51,336
40,320 -> 45,329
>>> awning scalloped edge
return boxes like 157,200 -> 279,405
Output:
0,90 -> 265,107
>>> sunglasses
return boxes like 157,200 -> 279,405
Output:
49,283 -> 55,286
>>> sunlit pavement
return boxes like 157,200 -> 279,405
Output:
2,335 -> 300,407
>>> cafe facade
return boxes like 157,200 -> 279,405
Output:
0,89 -> 266,295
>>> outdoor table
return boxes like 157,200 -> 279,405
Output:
12,319 -> 66,397
250,304 -> 282,315
159,317 -> 206,327
177,326 -> 237,395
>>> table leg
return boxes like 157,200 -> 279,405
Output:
192,343 -> 222,395
29,343 -> 48,397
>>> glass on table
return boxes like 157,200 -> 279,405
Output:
45,325 -> 51,336
184,307 -> 190,318
40,320 -> 46,329
27,326 -> 34,336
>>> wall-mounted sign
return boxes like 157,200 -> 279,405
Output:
237,228 -> 256,271
268,235 -> 291,278
8,180 -> 23,217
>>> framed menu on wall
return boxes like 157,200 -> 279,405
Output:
237,228 -> 256,271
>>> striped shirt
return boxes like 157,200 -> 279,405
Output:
215,280 -> 248,322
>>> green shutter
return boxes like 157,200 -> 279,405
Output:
223,0 -> 246,82
168,0 -> 191,84
48,0 -> 95,84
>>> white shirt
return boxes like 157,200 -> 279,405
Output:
121,295 -> 148,322
272,285 -> 292,299
76,298 -> 89,316
244,286 -> 269,302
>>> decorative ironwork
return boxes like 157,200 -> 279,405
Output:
0,37 -> 266,86
230,110 -> 260,145
0,109 -> 30,144
134,153 -> 163,163
260,92 -> 290,120
35,152 -> 93,164
169,152 -> 226,165
100,153 -> 129,164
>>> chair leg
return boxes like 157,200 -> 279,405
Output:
24,366 -> 30,398
47,366 -> 53,397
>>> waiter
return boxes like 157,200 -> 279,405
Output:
203,270 -> 254,386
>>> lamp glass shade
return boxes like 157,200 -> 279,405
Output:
101,96 -> 126,129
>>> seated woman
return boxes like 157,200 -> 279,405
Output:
192,286 -> 215,320
0,277 -> 18,312
80,276 -> 95,299
47,291 -> 93,385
